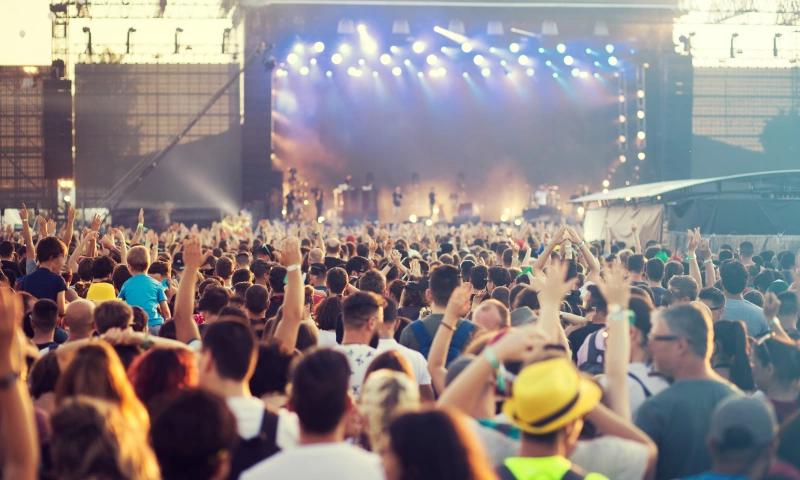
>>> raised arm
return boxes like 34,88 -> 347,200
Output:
428,284 -> 472,393
533,261 -> 576,352
87,214 -> 102,258
67,231 -> 97,274
62,205 -> 76,248
532,226 -> 563,274
273,237 -> 304,350
686,228 -> 703,290
19,204 -> 34,264
174,237 -> 201,343
764,293 -> 791,340
0,288 -> 39,480
698,238 -> 715,287
113,228 -> 128,265
631,222 -> 642,254
597,267 -> 633,421
567,226 -> 601,283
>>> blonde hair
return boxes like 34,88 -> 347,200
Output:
126,246 -> 150,273
359,370 -> 419,452
51,397 -> 160,480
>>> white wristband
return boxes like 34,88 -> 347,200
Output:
286,264 -> 300,272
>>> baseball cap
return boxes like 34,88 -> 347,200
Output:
503,357 -> 601,434
346,235 -> 357,243
768,280 -> 789,295
709,396 -> 777,449
172,252 -> 185,271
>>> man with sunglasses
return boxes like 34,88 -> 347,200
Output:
635,304 -> 739,480
698,287 -> 726,323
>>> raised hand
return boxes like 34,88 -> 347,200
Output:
35,216 -> 47,238
91,213 -> 102,232
631,222 -> 639,234
182,236 -> 203,270
686,228 -> 700,254
698,238 -> 712,262
0,287 -> 24,372
471,288 -> 487,311
46,219 -> 56,237
597,265 -> 631,308
368,239 -> 378,257
446,284 -> 473,319
764,292 -> 781,321
138,208 -> 144,226
410,259 -> 421,278
67,206 -> 77,223
19,204 -> 28,222
534,261 -> 578,306
281,236 -> 302,267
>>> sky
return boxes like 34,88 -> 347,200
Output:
1,0 -> 52,65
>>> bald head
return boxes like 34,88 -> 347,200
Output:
473,299 -> 509,333
309,248 -> 324,265
64,299 -> 95,339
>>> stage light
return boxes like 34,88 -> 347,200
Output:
509,43 -> 520,53
637,110 -> 645,119
500,60 -> 507,66
427,54 -> 438,65
380,54 -> 391,65
637,131 -> 646,140
293,44 -> 304,54
619,135 -> 626,143
287,53 -> 299,65
606,44 -> 614,53
526,68 -> 534,76
571,68 -> 580,77
637,89 -> 645,98
625,197 -> 632,201
390,45 -> 399,53
359,59 -> 366,65
310,58 -> 317,65
417,71 -> 423,77
500,214 -> 509,222
620,155 -> 627,163
300,66 -> 310,75
618,95 -> 625,102
506,71 -> 513,77
412,41 -> 425,53
594,73 -> 600,78
409,215 -> 418,223
440,46 -> 448,53
552,72 -> 558,78
602,189 -> 608,194
332,53 -> 343,64
434,207 -> 440,214
404,59 -> 411,66
489,47 -> 496,53
577,206 -> 585,216
538,47 -> 545,54
608,56 -> 618,66
473,54 -> 485,65
340,44 -> 350,54
357,24 -> 366,33
373,71 -> 378,77
556,43 -> 566,53
363,41 -> 378,54
318,216 -> 325,223
626,181 -> 631,186
504,208 -> 511,214
438,68 -> 447,76
585,48 -> 592,54
64,195 -> 71,203
619,115 -> 626,123
519,55 -> 529,65
638,152 -> 646,160
545,60 -> 552,67
594,61 -> 601,67
564,55 -> 573,65
481,67 -> 491,77
580,71 -> 589,78
326,71 -> 332,77
462,43 -> 472,53
314,42 -> 325,53
463,72 -> 469,78
303,200 -> 309,206
426,219 -> 434,226
58,178 -> 74,189
603,180 -> 610,188
392,66 -> 402,76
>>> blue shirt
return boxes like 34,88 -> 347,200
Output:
683,474 -> 749,480
19,267 -> 67,302
118,274 -> 167,326
721,298 -> 770,337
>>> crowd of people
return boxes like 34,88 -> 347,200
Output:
2,204 -> 800,479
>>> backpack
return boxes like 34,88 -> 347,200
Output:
227,409 -> 280,480
497,464 -> 587,480
409,320 -> 472,365
628,372 -> 653,398
578,331 -> 605,375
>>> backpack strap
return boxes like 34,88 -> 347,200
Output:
451,321 -> 473,350
410,321 -> 433,348
585,331 -> 600,365
496,464 -> 518,480
628,371 -> 653,398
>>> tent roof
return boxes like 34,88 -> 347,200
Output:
572,170 -> 800,204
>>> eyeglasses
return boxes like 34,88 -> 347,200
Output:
648,333 -> 681,343
709,307 -> 723,311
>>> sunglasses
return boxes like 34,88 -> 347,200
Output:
648,333 -> 682,343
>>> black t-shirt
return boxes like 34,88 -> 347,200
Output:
393,192 -> 403,206
36,341 -> 59,353
567,323 -> 605,363
1,260 -> 22,279
429,192 -> 435,205
324,256 -> 346,270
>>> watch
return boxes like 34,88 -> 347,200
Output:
0,372 -> 19,389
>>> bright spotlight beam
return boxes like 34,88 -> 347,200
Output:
510,27 -> 540,38
432,25 -> 469,44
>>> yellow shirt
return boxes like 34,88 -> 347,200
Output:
503,456 -> 610,480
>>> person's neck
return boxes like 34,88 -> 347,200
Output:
313,280 -> 325,287
630,344 -> 649,364
247,310 -> 266,321
767,380 -> 800,402
92,276 -> 111,283
630,272 -> 644,282
270,291 -> 284,298
724,291 -> 744,301
202,312 -> 220,324
431,304 -> 447,315
741,256 -> 754,265
672,357 -> 721,382
65,331 -> 93,343
255,278 -> 268,287
710,460 -> 767,479
341,329 -> 373,345
779,315 -> 798,331
32,330 -> 55,344
222,277 -> 232,287
592,313 -> 607,325
647,280 -> 663,289
130,269 -> 146,276
378,326 -> 394,340
205,377 -> 251,399
299,423 -> 346,446
41,260 -> 62,274
518,437 -> 567,459
0,256 -> 12,262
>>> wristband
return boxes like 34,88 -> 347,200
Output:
609,309 -> 635,325
142,333 -> 153,350
576,241 -> 585,249
703,259 -> 713,264
439,322 -> 456,332
685,255 -> 696,261
770,317 -> 780,327
286,264 -> 300,272
483,347 -> 506,393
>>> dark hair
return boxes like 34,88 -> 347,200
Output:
77,257 -> 94,282
754,337 -> 800,385
782,252 -> 797,271
699,287 -> 726,310
198,286 -> 230,315
0,241 -> 14,258
388,410 -> 493,480
326,267 -> 349,295
469,265 -> 489,291
586,285 -> 607,314
364,350 -> 414,382
345,256 -> 370,277
32,298 -> 58,332
147,260 -> 170,279
491,286 -> 510,308
342,292 -> 387,330
738,241 -> 754,257
713,320 -> 755,391
315,296 -> 343,331
663,261 -> 685,289
94,300 -> 133,333
668,275 -> 699,301
753,270 -> 776,293
245,284 -> 268,315
231,268 -> 254,286
629,296 -> 655,345
91,256 -> 117,280
198,278 -> 221,297
201,321 -> 256,382
268,266 -> 287,293
744,290 -> 764,308
232,281 -> 251,300
36,236 -> 67,263
150,388 -> 239,480
290,349 -> 351,434
127,348 -> 198,407
215,256 -> 234,279
358,269 -> 386,295
295,321 -> 319,351
249,341 -> 298,398
779,291 -> 799,320
718,250 -> 734,263
720,261 -> 749,295
429,265 -> 462,307
112,264 -> 133,293
645,258 -> 665,282
29,351 -> 60,399
628,254 -> 645,273
513,287 -> 540,311
487,266 -> 511,289
387,279 -> 407,303
131,306 -> 148,333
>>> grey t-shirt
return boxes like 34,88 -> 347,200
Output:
722,298 -> 770,337
634,379 -> 738,480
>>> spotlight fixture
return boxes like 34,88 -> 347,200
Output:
556,43 -> 566,54
608,56 -> 618,66
462,43 -> 472,53
314,42 -> 325,53
473,54 -> 485,65
412,41 -> 425,53
509,43 -> 520,53
487,21 -> 504,35
392,20 -> 410,35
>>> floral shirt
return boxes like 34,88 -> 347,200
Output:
335,344 -> 378,397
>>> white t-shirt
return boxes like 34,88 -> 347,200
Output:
317,330 -> 338,348
570,436 -> 650,480
225,396 -> 299,449
377,338 -> 432,386
335,344 -> 379,398
240,442 -> 384,480
597,362 -> 670,415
